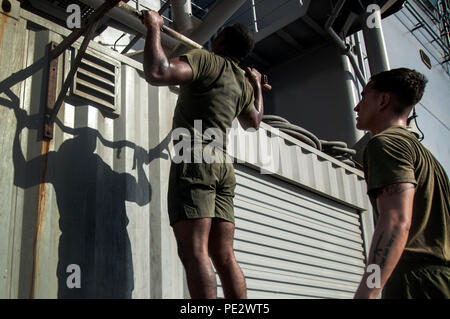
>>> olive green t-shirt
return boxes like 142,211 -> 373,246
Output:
172,49 -> 255,150
363,126 -> 449,263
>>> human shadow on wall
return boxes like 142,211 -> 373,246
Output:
0,78 -> 171,298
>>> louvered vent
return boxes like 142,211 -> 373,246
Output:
70,49 -> 121,114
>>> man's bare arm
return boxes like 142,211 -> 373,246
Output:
354,183 -> 415,299
238,67 -> 264,130
142,11 -> 193,86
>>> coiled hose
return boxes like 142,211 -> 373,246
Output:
262,115 -> 357,168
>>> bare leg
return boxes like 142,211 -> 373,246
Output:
208,219 -> 247,299
173,218 -> 217,298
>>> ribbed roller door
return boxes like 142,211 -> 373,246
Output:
218,165 -> 367,299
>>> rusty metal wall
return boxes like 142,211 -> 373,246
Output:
0,2 -> 184,298
1,1 -> 373,299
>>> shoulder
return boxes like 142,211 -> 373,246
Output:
182,48 -> 209,58
181,49 -> 224,81
364,126 -> 417,172
368,127 -> 415,152
363,127 -> 418,192
182,49 -> 221,64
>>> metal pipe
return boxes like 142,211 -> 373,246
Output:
353,32 -> 366,80
361,4 -> 390,75
324,0 -> 366,86
171,0 -> 193,34
115,0 -> 202,49
251,0 -> 258,33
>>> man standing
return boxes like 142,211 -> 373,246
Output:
353,68 -> 449,298
141,11 -> 264,298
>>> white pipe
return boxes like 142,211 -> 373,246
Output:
362,7 -> 390,75
78,0 -> 178,49
251,0 -> 258,33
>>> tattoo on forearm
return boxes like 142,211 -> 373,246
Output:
380,184 -> 415,196
370,231 -> 384,265
379,233 -> 397,269
369,231 -> 398,269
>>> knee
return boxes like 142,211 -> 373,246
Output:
209,248 -> 236,271
176,241 -> 209,267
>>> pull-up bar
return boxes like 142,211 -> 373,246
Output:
116,1 -> 203,50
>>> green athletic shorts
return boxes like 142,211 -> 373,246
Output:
167,161 -> 236,226
383,254 -> 450,299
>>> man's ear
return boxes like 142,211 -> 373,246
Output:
379,92 -> 391,110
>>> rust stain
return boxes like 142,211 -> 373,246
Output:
0,11 -> 11,72
0,11 -> 9,50
29,139 -> 52,299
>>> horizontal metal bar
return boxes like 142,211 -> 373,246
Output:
116,1 -> 203,49
77,68 -> 115,86
80,57 -> 116,76
75,77 -> 115,97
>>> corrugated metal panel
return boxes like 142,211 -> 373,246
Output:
227,120 -> 371,210
217,166 -> 366,299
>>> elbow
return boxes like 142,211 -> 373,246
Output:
252,120 -> 261,130
398,219 -> 412,234
247,111 -> 263,130
143,64 -> 168,86
391,217 -> 412,237
240,118 -> 261,131
144,71 -> 164,86
379,209 -> 412,238
251,113 -> 263,130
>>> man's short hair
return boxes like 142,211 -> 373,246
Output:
221,23 -> 255,62
370,68 -> 428,114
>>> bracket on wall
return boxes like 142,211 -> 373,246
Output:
43,0 -> 121,139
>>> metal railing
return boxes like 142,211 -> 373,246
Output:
404,0 -> 450,64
